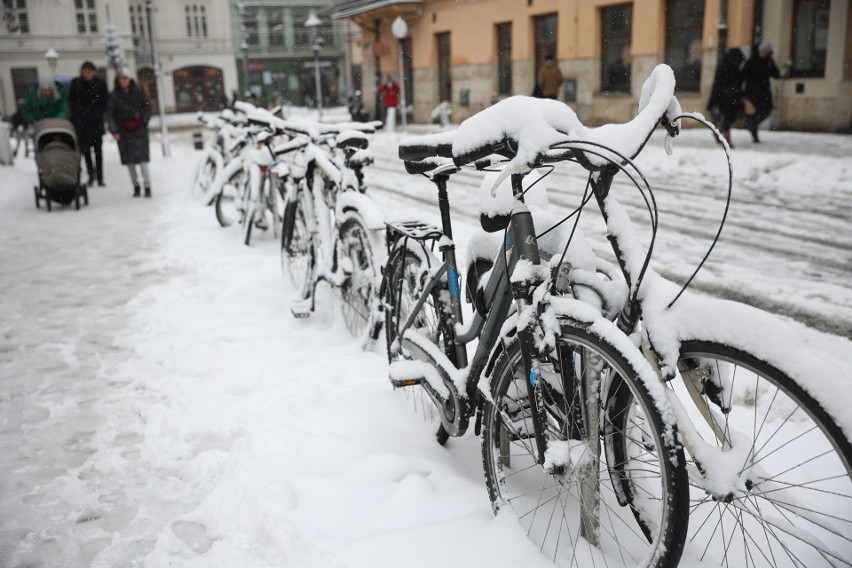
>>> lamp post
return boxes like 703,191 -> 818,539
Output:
391,16 -> 408,130
305,12 -> 323,120
44,48 -> 59,76
237,2 -> 250,97
716,0 -> 728,63
145,0 -> 170,157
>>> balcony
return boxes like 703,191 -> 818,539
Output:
331,0 -> 422,18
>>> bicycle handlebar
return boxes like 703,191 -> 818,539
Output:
400,65 -> 682,175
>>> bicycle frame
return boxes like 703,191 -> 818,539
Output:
387,171 -> 556,461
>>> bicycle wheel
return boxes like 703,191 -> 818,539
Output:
280,189 -> 313,294
337,216 -> 378,336
215,167 -> 247,228
192,154 -> 218,202
482,323 -> 688,568
384,243 -> 460,444
673,340 -> 852,568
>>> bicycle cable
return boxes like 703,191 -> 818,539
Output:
664,112 -> 734,309
547,140 -> 660,307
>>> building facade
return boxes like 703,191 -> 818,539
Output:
332,0 -> 851,132
231,0 -> 348,108
1,0 -> 238,116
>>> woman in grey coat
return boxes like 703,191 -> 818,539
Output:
107,67 -> 152,197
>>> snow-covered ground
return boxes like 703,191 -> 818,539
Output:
1,123 -> 850,567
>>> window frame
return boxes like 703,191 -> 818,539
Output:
600,3 -> 633,94
790,0 -> 831,78
664,0 -> 704,92
496,21 -> 512,96
3,0 -> 29,33
75,0 -> 98,34
436,31 -> 452,102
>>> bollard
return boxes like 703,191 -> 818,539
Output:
193,131 -> 203,150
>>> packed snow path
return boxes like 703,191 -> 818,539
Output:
0,128 -> 850,567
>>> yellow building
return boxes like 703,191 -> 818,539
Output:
333,0 -> 851,132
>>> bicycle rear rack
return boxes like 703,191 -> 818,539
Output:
385,220 -> 443,242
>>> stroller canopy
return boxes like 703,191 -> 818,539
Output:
34,118 -> 78,153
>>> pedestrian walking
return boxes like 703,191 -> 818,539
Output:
741,40 -> 780,143
538,55 -> 564,99
707,48 -> 745,148
22,72 -> 70,123
106,67 -> 152,198
68,61 -> 108,187
10,99 -> 30,157
378,74 -> 400,128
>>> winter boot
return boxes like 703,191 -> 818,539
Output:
133,184 -> 141,197
144,185 -> 151,198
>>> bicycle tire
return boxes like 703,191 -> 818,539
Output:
280,189 -> 313,295
483,322 -> 688,568
242,202 -> 254,246
673,340 -> 852,568
214,168 -> 247,228
192,154 -> 218,202
337,215 -> 378,337
384,242 -> 460,444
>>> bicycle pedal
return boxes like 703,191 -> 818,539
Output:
388,360 -> 426,388
290,299 -> 313,318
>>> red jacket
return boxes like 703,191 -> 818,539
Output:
379,81 -> 400,107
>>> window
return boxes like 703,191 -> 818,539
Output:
293,8 -> 310,48
792,0 -> 830,77
496,22 -> 512,95
533,13 -> 557,78
129,4 -> 146,38
294,9 -> 334,50
601,4 -> 633,93
437,32 -> 451,102
400,37 -> 413,105
75,0 -> 97,33
242,8 -> 259,47
268,10 -> 284,48
11,67 -> 37,101
185,4 -> 207,39
4,0 -> 30,33
665,0 -> 704,91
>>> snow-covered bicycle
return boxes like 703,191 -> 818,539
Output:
374,65 -> 694,568
191,110 -> 243,205
381,64 -> 852,568
278,119 -> 386,336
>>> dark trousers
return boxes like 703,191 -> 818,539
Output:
746,108 -> 771,141
81,137 -> 103,183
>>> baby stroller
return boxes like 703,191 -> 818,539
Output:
33,118 -> 89,211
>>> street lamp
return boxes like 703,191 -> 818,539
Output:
145,0 -> 170,157
44,48 -> 59,74
305,12 -> 323,120
391,16 -> 408,130
237,2 -> 250,97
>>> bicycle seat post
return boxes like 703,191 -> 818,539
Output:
433,173 -> 468,366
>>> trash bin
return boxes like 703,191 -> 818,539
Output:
0,122 -> 12,165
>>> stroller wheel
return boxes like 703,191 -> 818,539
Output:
34,186 -> 40,209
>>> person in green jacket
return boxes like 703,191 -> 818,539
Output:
22,73 -> 70,123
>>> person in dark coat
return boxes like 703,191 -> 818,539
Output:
68,61 -> 108,186
707,48 -> 745,147
107,67 -> 152,197
10,99 -> 29,157
741,40 -> 780,143
537,55 -> 564,99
